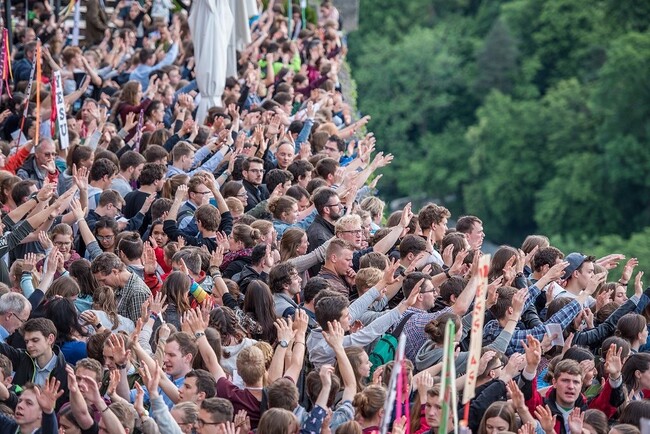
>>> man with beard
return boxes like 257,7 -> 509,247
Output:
242,157 -> 269,212
307,187 -> 342,275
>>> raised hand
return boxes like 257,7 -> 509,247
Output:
506,379 -> 525,410
567,408 -> 584,434
414,371 -> 434,402
35,377 -> 63,414
234,410 -> 250,434
37,232 -> 53,251
620,258 -> 638,284
534,405 -> 556,434
23,252 -> 38,273
107,369 -> 121,396
322,320 -> 344,349
635,271 -> 644,298
319,364 -> 334,390
134,382 -> 146,417
142,242 -> 157,275
604,343 -> 623,379
522,335 -> 542,370
274,317 -> 295,343
107,333 -> 130,368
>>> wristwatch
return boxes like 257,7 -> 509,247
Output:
29,192 -> 40,203
279,340 -> 289,348
195,331 -> 206,339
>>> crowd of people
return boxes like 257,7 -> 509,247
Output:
0,1 -> 646,434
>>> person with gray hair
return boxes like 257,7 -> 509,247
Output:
16,138 -> 60,188
0,292 -> 30,341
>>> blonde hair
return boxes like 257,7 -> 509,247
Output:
93,285 -> 120,330
225,197 -> 244,215
355,267 -> 383,293
252,341 -> 274,369
335,214 -> 362,234
360,196 -> 385,221
236,346 -> 266,385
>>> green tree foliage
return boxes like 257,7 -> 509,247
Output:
474,19 -> 518,97
349,0 -> 650,253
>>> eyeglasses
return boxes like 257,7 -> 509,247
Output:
192,191 -> 212,195
197,418 -> 221,427
41,152 -> 57,157
339,229 -> 363,235
53,241 -> 72,247
96,235 -> 115,241
420,288 -> 439,294
237,192 -> 248,197
247,169 -> 265,174
11,312 -> 27,324
325,202 -> 341,208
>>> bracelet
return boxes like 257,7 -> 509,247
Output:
76,218 -> 85,224
101,405 -> 110,413
149,313 -> 159,322
293,341 -> 305,346
618,280 -> 628,285
444,270 -> 451,279
194,331 -> 206,339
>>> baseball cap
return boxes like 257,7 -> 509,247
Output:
562,252 -> 587,280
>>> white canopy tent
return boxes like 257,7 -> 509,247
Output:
189,0 -> 234,124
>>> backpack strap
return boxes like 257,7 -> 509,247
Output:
391,312 -> 416,338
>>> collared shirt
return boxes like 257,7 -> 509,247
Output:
483,298 -> 582,355
403,306 -> 453,362
116,273 -> 152,323
0,325 -> 9,342
130,374 -> 185,409
33,353 -> 57,386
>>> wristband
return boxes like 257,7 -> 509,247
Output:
149,312 -> 159,322
101,405 -> 111,413
95,323 -> 103,329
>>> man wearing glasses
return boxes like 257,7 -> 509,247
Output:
242,157 -> 269,212
0,293 -> 31,342
196,398 -> 234,434
17,139 -> 60,188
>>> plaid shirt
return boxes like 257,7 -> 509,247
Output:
116,273 -> 152,323
403,306 -> 453,362
483,298 -> 582,356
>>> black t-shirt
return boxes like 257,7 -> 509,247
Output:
123,190 -> 154,235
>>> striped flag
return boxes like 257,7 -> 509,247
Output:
438,319 -> 458,434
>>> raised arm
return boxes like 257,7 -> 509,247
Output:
323,320 -> 356,402
184,308 -> 224,381
65,366 -> 95,430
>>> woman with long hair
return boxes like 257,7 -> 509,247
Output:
242,280 -> 278,343
621,352 -> 650,400
162,174 -> 190,199
616,313 -> 648,353
208,306 -> 256,375
43,297 -> 89,364
81,285 -> 135,333
143,100 -> 165,132
113,80 -> 154,141
279,228 -> 331,286
476,402 -> 516,434
68,259 -> 100,312
161,271 -> 193,329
